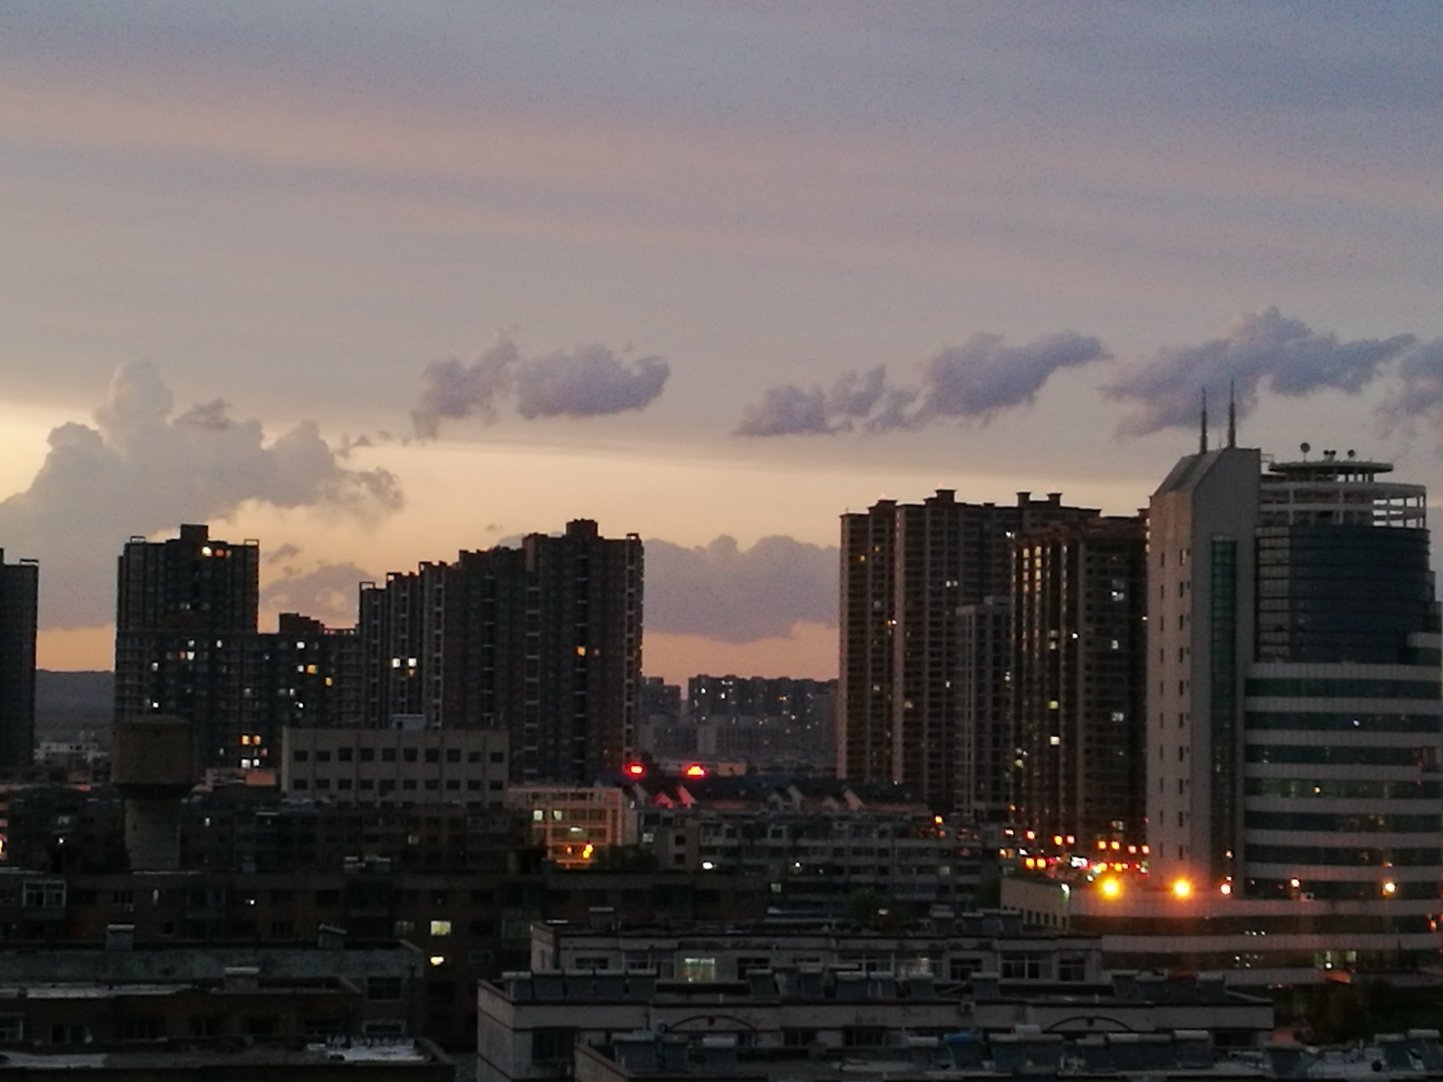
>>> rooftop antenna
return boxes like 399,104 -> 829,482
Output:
1226,380 -> 1237,449
1199,388 -> 1209,453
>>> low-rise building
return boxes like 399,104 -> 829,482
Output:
506,786 -> 635,867
480,961 -> 1273,1082
282,727 -> 510,808
0,1038 -> 453,1080
1002,876 -> 1443,990
530,910 -> 1100,985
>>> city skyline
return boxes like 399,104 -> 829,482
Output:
4,4 -> 1443,684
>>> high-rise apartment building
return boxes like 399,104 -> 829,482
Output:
361,520 -> 643,784
839,490 -> 1100,813
1011,515 -> 1147,847
1149,434 -> 1442,901
114,525 -> 261,767
0,550 -> 39,769
114,525 -> 354,770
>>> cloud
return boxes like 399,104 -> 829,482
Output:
733,332 -> 1106,436
265,542 -> 302,565
1107,308 -> 1417,436
1380,339 -> 1443,432
645,535 -> 837,643
412,336 -> 670,437
915,332 -> 1109,422
0,362 -> 402,630
733,385 -> 835,437
261,561 -> 375,628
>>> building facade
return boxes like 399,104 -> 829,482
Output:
0,549 -> 39,769
282,726 -> 510,808
839,490 -> 1103,814
113,525 -> 356,771
1011,515 -> 1147,848
361,520 -> 643,784
1148,437 -> 1443,904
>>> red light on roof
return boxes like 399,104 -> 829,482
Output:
624,762 -> 646,778
683,763 -> 708,778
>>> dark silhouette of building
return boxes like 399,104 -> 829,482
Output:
361,521 -> 642,784
0,549 -> 39,768
1011,514 -> 1147,847
839,490 -> 1098,813
114,524 -> 260,766
113,526 -> 355,770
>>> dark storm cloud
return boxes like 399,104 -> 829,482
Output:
412,337 -> 670,437
1108,308 -> 1417,436
0,362 -> 403,629
733,332 -> 1106,436
645,535 -> 837,643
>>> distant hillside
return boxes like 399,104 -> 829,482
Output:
35,670 -> 113,741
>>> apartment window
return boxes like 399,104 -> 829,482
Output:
425,748 -> 440,763
382,748 -> 397,762
430,920 -> 452,937
338,747 -> 354,762
1000,952 -> 1044,980
532,1028 -> 576,1065
446,748 -> 461,763
293,749 -> 309,762
0,1018 -> 22,1041
680,957 -> 717,982
359,747 -> 375,762
23,880 -> 66,909
119,1017 -> 164,1041
244,1016 -> 278,1037
367,976 -> 404,1001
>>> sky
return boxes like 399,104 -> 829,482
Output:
3,2 -> 1443,686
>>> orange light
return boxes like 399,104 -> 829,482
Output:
1170,878 -> 1193,900
1099,877 -> 1122,900
581,843 -> 595,860
684,763 -> 708,778
623,761 -> 646,778
1219,882 -> 1233,896
1382,880 -> 1398,897
1109,840 -> 1121,851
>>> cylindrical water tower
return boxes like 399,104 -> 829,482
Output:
111,716 -> 198,872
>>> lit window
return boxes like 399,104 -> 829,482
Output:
430,920 -> 452,937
